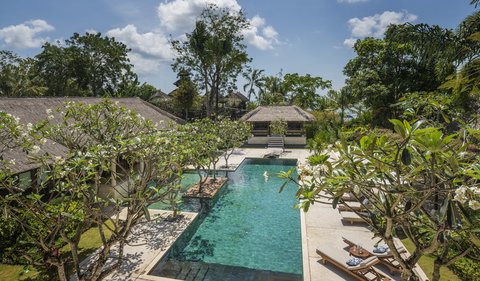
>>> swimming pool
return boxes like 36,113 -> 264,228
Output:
151,158 -> 302,280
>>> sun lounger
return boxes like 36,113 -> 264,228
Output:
316,248 -> 390,281
342,236 -> 406,274
340,211 -> 368,224
338,201 -> 367,212
341,193 -> 358,202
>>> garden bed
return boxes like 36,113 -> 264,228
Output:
182,177 -> 227,199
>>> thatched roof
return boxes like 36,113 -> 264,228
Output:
0,97 -> 185,174
0,97 -> 184,126
2,140 -> 69,176
150,90 -> 170,100
227,91 -> 248,102
240,105 -> 315,122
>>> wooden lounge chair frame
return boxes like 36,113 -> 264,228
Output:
337,201 -> 368,212
342,236 -> 406,274
340,211 -> 368,224
341,193 -> 358,202
316,249 -> 390,281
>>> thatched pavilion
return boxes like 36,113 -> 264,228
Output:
240,105 -> 315,147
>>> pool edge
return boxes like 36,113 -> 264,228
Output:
300,204 -> 311,281
138,211 -> 200,281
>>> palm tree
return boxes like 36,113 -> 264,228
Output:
243,68 -> 265,101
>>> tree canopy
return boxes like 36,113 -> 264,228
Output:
171,4 -> 251,118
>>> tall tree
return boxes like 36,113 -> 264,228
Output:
283,73 -> 332,109
0,51 -> 46,96
36,32 -> 137,97
243,68 -> 265,101
172,71 -> 199,121
344,22 -> 456,127
171,4 -> 251,118
327,87 -> 355,126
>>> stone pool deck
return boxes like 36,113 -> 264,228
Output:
78,209 -> 197,281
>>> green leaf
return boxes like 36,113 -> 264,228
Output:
390,119 -> 406,138
401,148 -> 412,165
332,196 -> 340,209
279,182 -> 288,193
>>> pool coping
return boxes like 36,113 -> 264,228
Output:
138,157 -> 305,281
137,211 -> 201,281
300,205 -> 310,281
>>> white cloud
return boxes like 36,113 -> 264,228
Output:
106,25 -> 174,74
343,38 -> 357,48
0,19 -> 54,49
243,15 -> 279,50
158,0 -> 278,50
157,0 -> 242,33
107,0 -> 279,77
85,29 -> 98,34
337,0 -> 369,3
344,10 -> 417,47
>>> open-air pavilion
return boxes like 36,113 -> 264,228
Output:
240,105 -> 315,147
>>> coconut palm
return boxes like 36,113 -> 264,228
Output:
243,68 -> 265,101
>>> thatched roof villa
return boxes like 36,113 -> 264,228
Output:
240,105 -> 315,147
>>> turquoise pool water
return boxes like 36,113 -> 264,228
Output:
149,173 -> 200,211
171,158 -> 302,276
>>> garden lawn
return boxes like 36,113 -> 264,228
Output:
0,220 -> 113,280
0,264 -> 39,280
401,238 -> 460,281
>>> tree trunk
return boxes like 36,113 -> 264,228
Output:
400,269 -> 414,281
56,263 -> 67,281
432,259 -> 442,281
111,158 -> 117,188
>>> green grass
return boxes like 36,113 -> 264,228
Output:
0,221 -> 113,281
0,264 -> 39,281
401,238 -> 460,281
61,220 -> 114,261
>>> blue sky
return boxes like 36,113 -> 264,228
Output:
0,0 -> 475,93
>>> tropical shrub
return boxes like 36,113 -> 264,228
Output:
269,119 -> 287,136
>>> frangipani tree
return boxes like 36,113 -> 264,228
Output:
217,118 -> 251,169
1,100 -> 191,281
0,112 -> 96,280
180,119 -> 223,193
281,119 -> 480,281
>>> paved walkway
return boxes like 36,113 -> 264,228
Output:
77,210 -> 197,281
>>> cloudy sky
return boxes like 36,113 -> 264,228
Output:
0,0 -> 475,93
